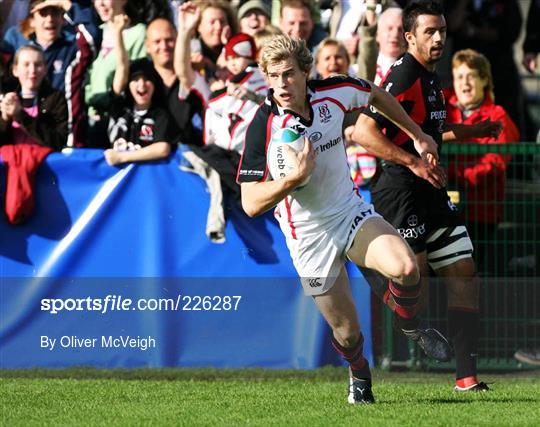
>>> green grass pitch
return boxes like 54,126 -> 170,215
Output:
1,367 -> 539,426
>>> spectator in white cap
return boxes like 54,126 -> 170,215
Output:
238,0 -> 271,36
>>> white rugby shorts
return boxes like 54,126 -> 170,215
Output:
281,201 -> 380,296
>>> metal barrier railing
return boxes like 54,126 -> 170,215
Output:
381,143 -> 540,370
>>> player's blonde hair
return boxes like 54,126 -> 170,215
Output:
259,35 -> 312,75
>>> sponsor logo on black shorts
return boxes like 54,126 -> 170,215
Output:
398,215 -> 426,240
407,215 -> 418,227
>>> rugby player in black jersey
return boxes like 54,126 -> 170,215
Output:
356,0 -> 501,392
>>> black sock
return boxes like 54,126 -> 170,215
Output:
392,311 -> 420,331
448,309 -> 479,380
352,377 -> 372,387
350,366 -> 372,380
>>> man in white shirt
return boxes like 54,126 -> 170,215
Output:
374,7 -> 406,84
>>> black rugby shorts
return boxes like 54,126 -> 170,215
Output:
372,185 -> 463,253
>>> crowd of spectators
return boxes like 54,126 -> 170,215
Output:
0,0 -> 538,229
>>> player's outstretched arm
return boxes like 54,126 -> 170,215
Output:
367,84 -> 439,164
352,114 -> 446,189
241,138 -> 315,217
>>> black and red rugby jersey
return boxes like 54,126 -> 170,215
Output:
363,53 -> 446,185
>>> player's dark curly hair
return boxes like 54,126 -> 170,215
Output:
403,0 -> 444,34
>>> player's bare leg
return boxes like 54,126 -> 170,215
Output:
348,217 -> 419,287
348,217 -> 421,327
313,267 -> 374,404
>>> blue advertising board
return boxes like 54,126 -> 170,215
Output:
0,150 -> 372,368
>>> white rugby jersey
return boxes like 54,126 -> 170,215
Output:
237,75 -> 372,239
204,65 -> 268,153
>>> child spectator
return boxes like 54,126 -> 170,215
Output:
104,15 -> 171,166
252,25 -> 283,61
204,33 -> 267,152
315,37 -> 352,79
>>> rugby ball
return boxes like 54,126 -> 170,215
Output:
267,128 -> 311,188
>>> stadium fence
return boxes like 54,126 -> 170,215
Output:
380,142 -> 540,370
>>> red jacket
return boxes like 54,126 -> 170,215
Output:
446,91 -> 519,223
0,145 -> 52,224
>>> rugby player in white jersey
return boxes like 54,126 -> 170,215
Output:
237,35 -> 452,404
